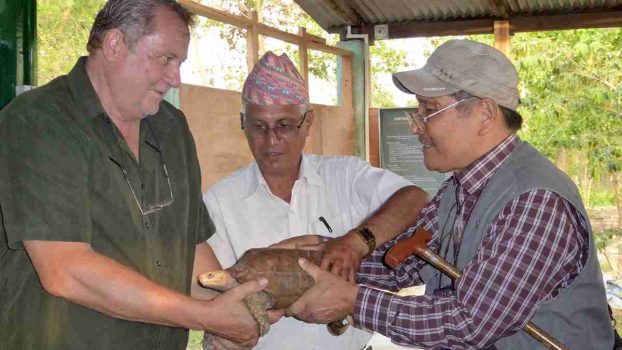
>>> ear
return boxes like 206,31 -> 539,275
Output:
304,110 -> 315,131
101,28 -> 127,61
476,98 -> 499,136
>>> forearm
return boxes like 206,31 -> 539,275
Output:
354,286 -> 481,349
25,240 -> 208,330
192,242 -> 223,300
344,186 -> 429,258
37,244 -> 269,347
362,185 -> 428,245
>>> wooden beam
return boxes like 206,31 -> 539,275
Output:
181,0 -> 252,28
357,9 -> 622,39
305,32 -> 326,45
308,41 -> 352,56
180,0 -> 352,57
494,20 -> 510,57
386,19 -> 494,38
511,10 -> 622,32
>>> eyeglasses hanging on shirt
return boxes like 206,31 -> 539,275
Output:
107,120 -> 174,216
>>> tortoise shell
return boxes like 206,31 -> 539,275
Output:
227,248 -> 322,309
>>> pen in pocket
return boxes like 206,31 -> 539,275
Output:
318,216 -> 333,233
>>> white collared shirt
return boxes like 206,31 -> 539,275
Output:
204,154 -> 412,350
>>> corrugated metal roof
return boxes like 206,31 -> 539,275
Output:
294,0 -> 622,33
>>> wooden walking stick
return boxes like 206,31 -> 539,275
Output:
385,227 -> 569,350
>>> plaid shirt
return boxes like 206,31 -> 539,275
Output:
354,135 -> 588,349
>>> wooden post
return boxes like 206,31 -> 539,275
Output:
298,27 -> 309,89
246,10 -> 260,70
340,55 -> 353,109
368,108 -> 380,167
494,20 -> 511,57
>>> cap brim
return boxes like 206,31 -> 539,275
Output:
392,68 -> 461,97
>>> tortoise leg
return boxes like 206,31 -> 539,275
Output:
243,291 -> 272,336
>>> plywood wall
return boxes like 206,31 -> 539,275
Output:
368,108 -> 380,167
180,83 -> 356,191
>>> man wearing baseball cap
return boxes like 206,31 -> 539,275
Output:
201,51 -> 429,350
287,39 -> 613,349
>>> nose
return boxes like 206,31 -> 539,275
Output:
409,121 -> 425,135
164,63 -> 182,88
267,128 -> 282,145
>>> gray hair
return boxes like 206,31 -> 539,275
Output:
86,0 -> 194,54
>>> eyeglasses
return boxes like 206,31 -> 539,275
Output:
408,97 -> 474,132
108,142 -> 174,216
241,110 -> 311,140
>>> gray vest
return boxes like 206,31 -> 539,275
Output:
419,141 -> 613,350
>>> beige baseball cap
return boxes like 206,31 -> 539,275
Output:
392,39 -> 520,111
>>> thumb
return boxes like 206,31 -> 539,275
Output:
298,258 -> 322,281
286,299 -> 305,317
232,278 -> 268,299
295,242 -> 325,251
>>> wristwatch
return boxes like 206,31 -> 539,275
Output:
356,227 -> 376,257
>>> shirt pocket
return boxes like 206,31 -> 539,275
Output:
308,212 -> 350,238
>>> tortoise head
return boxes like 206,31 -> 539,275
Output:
198,270 -> 239,291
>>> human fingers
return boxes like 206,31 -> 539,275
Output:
329,258 -> 343,277
286,259 -> 323,318
203,297 -> 259,348
286,296 -> 307,317
230,278 -> 268,300
298,258 -> 322,281
206,334 -> 244,350
348,266 -> 356,283
219,339 -> 251,350
294,242 -> 325,251
267,309 -> 285,324
320,245 -> 340,270
339,264 -> 352,282
269,235 -> 321,249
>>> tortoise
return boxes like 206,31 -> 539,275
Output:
199,248 -> 350,337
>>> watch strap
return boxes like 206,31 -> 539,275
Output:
356,227 -> 376,257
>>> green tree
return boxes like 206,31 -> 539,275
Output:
511,29 -> 622,216
38,0 -> 105,85
370,40 -> 408,108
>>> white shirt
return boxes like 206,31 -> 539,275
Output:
204,154 -> 412,350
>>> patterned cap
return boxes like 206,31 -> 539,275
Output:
242,51 -> 308,105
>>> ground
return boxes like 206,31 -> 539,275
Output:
187,331 -> 202,350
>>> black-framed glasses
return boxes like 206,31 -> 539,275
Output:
241,110 -> 312,140
108,142 -> 174,216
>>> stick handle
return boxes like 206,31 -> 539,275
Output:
385,228 -> 569,350
385,227 -> 432,269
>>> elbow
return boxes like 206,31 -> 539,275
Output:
403,185 -> 430,216
23,240 -> 93,300
411,185 -> 430,203
38,270 -> 74,299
